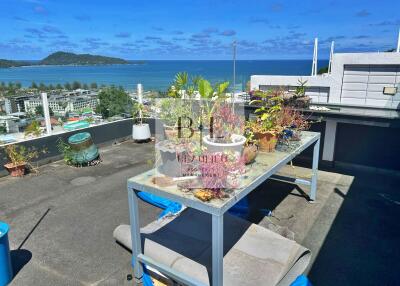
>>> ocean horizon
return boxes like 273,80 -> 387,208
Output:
0,60 -> 329,91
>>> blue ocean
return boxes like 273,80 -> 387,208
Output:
0,60 -> 328,91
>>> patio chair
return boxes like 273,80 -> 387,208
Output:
114,208 -> 311,286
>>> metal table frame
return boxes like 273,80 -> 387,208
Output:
127,132 -> 320,286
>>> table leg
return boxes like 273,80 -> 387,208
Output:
212,214 -> 223,286
310,138 -> 320,201
128,188 -> 143,284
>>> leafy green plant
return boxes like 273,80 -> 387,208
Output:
158,98 -> 190,127
294,79 -> 308,97
24,121 -> 42,137
168,72 -> 203,99
57,138 -> 74,165
249,90 -> 283,133
132,102 -> 149,125
0,124 -> 6,135
3,144 -> 39,166
84,117 -> 95,124
244,125 -> 258,146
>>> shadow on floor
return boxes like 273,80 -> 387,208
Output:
308,169 -> 400,285
243,179 -> 299,224
11,249 -> 32,277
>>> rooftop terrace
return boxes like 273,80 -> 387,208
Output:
1,140 -> 399,285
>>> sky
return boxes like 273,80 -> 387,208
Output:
0,0 -> 399,60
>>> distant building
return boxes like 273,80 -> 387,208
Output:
24,93 -> 99,116
5,95 -> 36,114
0,115 -> 20,133
0,99 -> 5,113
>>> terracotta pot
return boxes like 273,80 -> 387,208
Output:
243,144 -> 258,164
4,162 -> 26,177
254,131 -> 278,152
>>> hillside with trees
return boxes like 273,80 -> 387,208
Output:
40,51 -> 128,65
0,59 -> 30,68
0,51 -> 133,68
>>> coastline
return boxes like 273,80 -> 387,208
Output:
0,59 -> 329,91
1,62 -> 146,69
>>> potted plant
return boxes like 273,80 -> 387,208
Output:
158,98 -> 178,140
24,121 -> 42,138
202,102 -> 245,156
275,107 -> 311,149
132,102 -> 151,141
243,126 -> 258,164
281,79 -> 311,109
248,92 -> 283,152
3,144 -> 39,177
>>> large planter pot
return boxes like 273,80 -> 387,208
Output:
155,141 -> 186,177
132,123 -> 151,141
203,134 -> 246,156
4,162 -> 26,177
0,222 -> 13,286
243,144 -> 258,164
254,131 -> 278,152
68,132 -> 99,165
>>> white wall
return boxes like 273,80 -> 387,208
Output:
251,52 -> 400,109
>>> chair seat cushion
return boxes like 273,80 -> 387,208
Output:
114,209 -> 310,286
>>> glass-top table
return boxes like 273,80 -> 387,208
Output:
127,131 -> 320,286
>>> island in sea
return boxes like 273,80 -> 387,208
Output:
0,51 -> 142,68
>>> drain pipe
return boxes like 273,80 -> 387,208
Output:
41,92 -> 52,135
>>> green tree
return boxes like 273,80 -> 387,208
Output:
72,81 -> 81,90
56,83 -> 63,90
48,84 -> 55,90
83,83 -> 89,90
0,125 -> 6,134
90,82 -> 98,89
64,82 -> 72,90
35,105 -> 54,117
31,82 -> 38,89
318,66 -> 329,75
39,83 -> 47,91
96,86 -> 131,118
15,82 -> 22,89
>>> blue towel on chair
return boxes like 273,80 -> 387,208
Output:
290,275 -> 313,286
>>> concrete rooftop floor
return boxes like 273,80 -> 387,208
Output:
0,140 -> 399,286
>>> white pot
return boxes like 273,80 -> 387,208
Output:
203,134 -> 246,156
132,123 -> 151,141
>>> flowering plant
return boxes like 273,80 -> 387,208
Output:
275,107 -> 310,141
209,103 -> 244,143
199,151 -> 246,190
